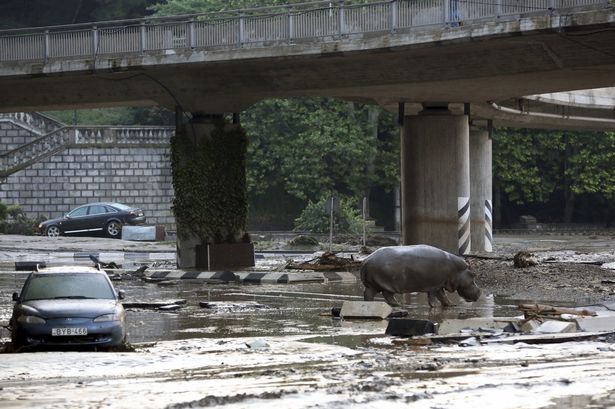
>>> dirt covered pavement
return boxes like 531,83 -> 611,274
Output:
1,232 -> 615,408
473,233 -> 615,304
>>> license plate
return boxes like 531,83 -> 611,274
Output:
52,327 -> 88,336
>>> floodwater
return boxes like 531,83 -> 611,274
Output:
2,251 -> 615,408
0,270 -> 517,346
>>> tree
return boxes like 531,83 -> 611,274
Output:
0,0 -> 156,29
242,98 -> 399,228
148,0 -> 301,15
493,128 -> 615,224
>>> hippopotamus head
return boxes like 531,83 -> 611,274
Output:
446,267 -> 481,302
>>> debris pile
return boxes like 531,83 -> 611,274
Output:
386,302 -> 615,346
513,251 -> 539,268
285,251 -> 362,271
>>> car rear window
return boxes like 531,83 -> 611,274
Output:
110,203 -> 131,211
22,273 -> 116,301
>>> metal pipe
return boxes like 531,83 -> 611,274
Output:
488,100 -> 615,124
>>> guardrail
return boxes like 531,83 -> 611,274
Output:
0,125 -> 174,178
0,0 -> 609,63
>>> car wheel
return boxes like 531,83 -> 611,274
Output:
45,225 -> 61,237
105,221 -> 121,238
10,329 -> 25,351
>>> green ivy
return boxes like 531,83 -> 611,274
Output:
171,119 -> 249,244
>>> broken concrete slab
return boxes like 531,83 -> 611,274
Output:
520,320 -> 541,333
340,301 -> 392,319
482,331 -> 613,345
438,317 -> 520,335
385,319 -> 435,337
535,320 -> 577,334
121,225 -> 165,241
575,316 -> 615,332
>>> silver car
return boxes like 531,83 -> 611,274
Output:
10,266 -> 126,350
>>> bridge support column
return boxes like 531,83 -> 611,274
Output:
401,106 -> 470,254
470,126 -> 493,252
172,113 -> 253,270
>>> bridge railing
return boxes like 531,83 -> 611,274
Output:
0,0 -> 609,62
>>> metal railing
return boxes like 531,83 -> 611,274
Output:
0,125 -> 174,178
0,0 -> 609,63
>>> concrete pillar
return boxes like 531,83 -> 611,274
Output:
401,107 -> 470,254
469,126 -> 493,252
173,113 -> 253,270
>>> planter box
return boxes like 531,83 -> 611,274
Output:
195,242 -> 255,270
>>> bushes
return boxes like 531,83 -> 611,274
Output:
0,203 -> 42,235
294,197 -> 365,234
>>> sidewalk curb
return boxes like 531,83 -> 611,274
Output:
143,270 -> 358,284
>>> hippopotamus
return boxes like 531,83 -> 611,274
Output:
360,245 -> 481,307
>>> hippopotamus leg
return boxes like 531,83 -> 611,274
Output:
364,287 -> 378,301
427,289 -> 452,308
382,291 -> 400,307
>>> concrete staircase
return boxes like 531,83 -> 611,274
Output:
0,113 -> 174,178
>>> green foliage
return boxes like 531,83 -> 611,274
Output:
243,98 -> 399,203
171,119 -> 248,244
150,0 -> 322,16
0,203 -> 43,235
44,107 -> 174,126
494,128 -> 615,205
294,196 -> 365,234
493,128 -> 559,204
565,131 -> 615,198
0,0 -> 156,29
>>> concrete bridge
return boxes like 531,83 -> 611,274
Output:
0,0 -> 614,261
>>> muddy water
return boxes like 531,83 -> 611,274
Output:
0,272 -> 520,346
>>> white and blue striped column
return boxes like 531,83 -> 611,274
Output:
458,196 -> 471,254
484,199 -> 493,252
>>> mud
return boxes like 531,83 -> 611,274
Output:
1,232 -> 615,408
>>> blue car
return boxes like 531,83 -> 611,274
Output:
10,266 -> 126,350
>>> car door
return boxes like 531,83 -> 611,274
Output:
87,205 -> 109,231
62,205 -> 90,233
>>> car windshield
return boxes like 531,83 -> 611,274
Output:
21,273 -> 115,301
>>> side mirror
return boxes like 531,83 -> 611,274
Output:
12,292 -> 19,302
117,290 -> 125,300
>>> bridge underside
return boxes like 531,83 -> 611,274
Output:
0,8 -> 614,120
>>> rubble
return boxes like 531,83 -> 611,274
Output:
534,320 -> 577,334
123,299 -> 186,309
385,319 -> 435,337
285,251 -> 361,271
437,317 -> 519,335
519,303 -> 597,317
513,251 -> 539,268
340,301 -> 392,319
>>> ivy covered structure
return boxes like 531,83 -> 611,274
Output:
171,114 -> 254,270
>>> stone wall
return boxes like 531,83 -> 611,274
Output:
0,118 -> 176,229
